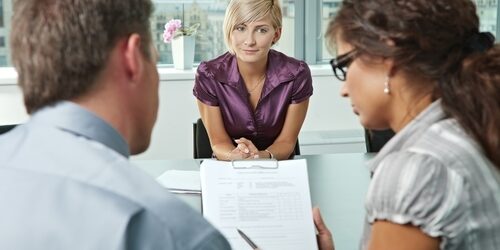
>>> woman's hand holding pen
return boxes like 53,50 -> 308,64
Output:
313,207 -> 335,250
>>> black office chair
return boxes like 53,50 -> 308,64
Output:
364,129 -> 395,153
193,118 -> 213,159
193,118 -> 300,159
0,124 -> 17,135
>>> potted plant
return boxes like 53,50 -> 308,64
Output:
163,19 -> 200,70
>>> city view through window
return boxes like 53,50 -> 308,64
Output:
146,0 -> 297,65
0,0 -> 498,67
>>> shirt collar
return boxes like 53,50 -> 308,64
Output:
31,101 -> 130,158
214,50 -> 298,88
367,99 -> 446,173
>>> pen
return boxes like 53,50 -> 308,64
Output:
167,188 -> 201,195
236,228 -> 261,250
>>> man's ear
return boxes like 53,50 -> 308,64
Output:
123,34 -> 144,83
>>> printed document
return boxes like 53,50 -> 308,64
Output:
200,159 -> 318,250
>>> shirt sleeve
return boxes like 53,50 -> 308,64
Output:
193,62 -> 219,107
290,61 -> 313,104
365,151 -> 468,241
125,209 -> 231,250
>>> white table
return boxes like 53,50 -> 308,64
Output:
134,153 -> 372,250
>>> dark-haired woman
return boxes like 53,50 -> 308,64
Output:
313,0 -> 500,249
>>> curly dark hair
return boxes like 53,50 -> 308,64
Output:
11,0 -> 154,114
326,0 -> 500,167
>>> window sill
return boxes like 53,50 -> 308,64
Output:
0,64 -> 334,86
0,68 -> 17,85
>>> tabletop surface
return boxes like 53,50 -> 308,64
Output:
133,153 -> 373,250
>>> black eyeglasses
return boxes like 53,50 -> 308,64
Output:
329,50 -> 357,81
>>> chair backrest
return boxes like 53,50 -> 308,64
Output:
293,139 -> 301,156
0,124 -> 17,135
364,129 -> 395,153
193,118 -> 213,159
193,118 -> 300,159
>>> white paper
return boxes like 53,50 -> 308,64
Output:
200,159 -> 318,250
156,170 -> 200,192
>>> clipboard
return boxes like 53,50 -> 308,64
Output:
200,159 -> 318,250
230,159 -> 278,169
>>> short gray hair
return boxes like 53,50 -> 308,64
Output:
10,0 -> 154,113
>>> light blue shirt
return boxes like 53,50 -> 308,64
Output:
0,101 -> 231,250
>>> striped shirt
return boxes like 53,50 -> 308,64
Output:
361,100 -> 500,250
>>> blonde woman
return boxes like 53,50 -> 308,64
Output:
193,0 -> 312,160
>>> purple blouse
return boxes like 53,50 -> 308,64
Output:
193,50 -> 313,150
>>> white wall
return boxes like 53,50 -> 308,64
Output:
0,66 -> 364,160
0,84 -> 26,124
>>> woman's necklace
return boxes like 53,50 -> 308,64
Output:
247,74 -> 266,95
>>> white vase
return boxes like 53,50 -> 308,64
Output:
171,36 -> 195,70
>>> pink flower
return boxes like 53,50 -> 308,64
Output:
163,19 -> 183,43
162,18 -> 200,43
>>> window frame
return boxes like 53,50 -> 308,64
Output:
0,0 -> 499,70
497,2 -> 500,36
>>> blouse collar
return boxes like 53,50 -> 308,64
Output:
367,99 -> 446,173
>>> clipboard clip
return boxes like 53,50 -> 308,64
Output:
231,159 -> 278,169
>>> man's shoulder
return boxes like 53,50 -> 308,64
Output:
0,164 -> 229,249
0,122 -> 190,220
0,130 -> 229,249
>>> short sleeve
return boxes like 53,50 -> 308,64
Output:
290,62 -> 313,104
193,62 -> 219,106
365,151 -> 468,240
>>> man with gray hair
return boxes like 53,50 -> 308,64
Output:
0,0 -> 230,249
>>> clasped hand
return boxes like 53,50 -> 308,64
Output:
228,137 -> 264,160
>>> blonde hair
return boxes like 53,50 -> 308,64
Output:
223,0 -> 282,54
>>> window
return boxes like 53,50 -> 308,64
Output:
318,0 -> 499,62
152,1 -> 228,65
0,0 -> 498,68
475,0 -> 498,34
0,0 -> 4,28
151,0 -> 295,65
318,0 -> 343,61
0,0 -> 9,67
277,0 -> 296,57
0,55 -> 6,67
